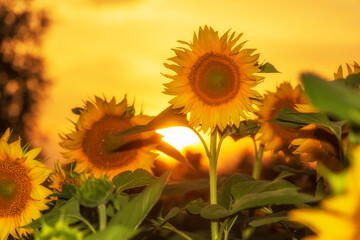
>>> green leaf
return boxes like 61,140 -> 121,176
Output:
301,73 -> 360,124
84,225 -> 139,240
112,169 -> 157,192
156,141 -> 193,169
109,170 -> 171,230
270,107 -> 345,163
26,198 -> 82,228
333,72 -> 360,89
230,180 -> 298,201
248,211 -> 288,227
71,107 -> 83,115
52,183 -> 78,199
227,120 -> 260,141
270,107 -> 332,129
109,192 -> 129,210
185,198 -> 208,215
200,180 -> 317,220
115,107 -> 189,136
218,174 -> 254,209
153,207 -> 183,227
259,62 -> 280,73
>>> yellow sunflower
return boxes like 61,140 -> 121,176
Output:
291,124 -> 344,173
0,129 -> 52,240
333,61 -> 360,80
60,96 -> 158,180
163,26 -> 263,133
256,82 -> 307,153
289,147 -> 360,240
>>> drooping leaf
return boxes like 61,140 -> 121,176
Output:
84,225 -> 139,240
259,62 -> 280,73
26,198 -> 82,228
248,211 -> 288,227
156,141 -> 193,169
227,120 -> 260,141
109,170 -> 171,229
115,107 -> 189,136
112,169 -> 157,193
301,73 -> 360,124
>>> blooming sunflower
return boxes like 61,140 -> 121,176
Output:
60,96 -> 158,180
0,129 -> 52,240
289,147 -> 360,240
163,26 -> 263,133
334,61 -> 360,80
256,82 -> 307,153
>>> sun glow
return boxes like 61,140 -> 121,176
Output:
156,127 -> 200,151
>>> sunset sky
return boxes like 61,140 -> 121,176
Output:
33,0 -> 360,167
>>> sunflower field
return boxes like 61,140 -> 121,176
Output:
1,26 -> 360,240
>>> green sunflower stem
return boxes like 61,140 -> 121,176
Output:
253,144 -> 264,180
210,129 -> 219,240
98,203 -> 107,232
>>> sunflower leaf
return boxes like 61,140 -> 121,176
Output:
156,141 -> 193,169
200,180 -> 317,220
259,62 -> 280,73
112,169 -> 157,193
25,198 -> 82,228
115,107 -> 189,136
228,120 -> 260,141
248,211 -> 288,227
301,73 -> 360,125
109,170 -> 171,230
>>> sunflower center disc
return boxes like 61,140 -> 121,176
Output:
82,115 -> 140,170
0,159 -> 31,217
189,52 -> 240,106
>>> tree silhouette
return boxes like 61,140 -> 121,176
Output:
0,0 -> 50,142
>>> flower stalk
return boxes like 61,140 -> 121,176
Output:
253,144 -> 264,180
98,203 -> 107,231
210,129 -> 219,240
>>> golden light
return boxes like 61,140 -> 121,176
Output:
156,127 -> 200,151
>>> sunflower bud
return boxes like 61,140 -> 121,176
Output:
75,176 -> 113,208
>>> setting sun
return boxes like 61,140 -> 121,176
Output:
156,127 -> 200,151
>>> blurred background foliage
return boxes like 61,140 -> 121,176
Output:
0,0 -> 50,142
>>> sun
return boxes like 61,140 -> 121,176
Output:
156,127 -> 200,151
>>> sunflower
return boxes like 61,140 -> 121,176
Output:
334,61 -> 360,80
49,160 -> 85,192
60,96 -> 158,180
0,129 -> 52,240
163,26 -> 263,133
256,82 -> 307,154
291,124 -> 344,173
289,147 -> 360,240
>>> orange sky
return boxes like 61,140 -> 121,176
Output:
33,0 -> 360,166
